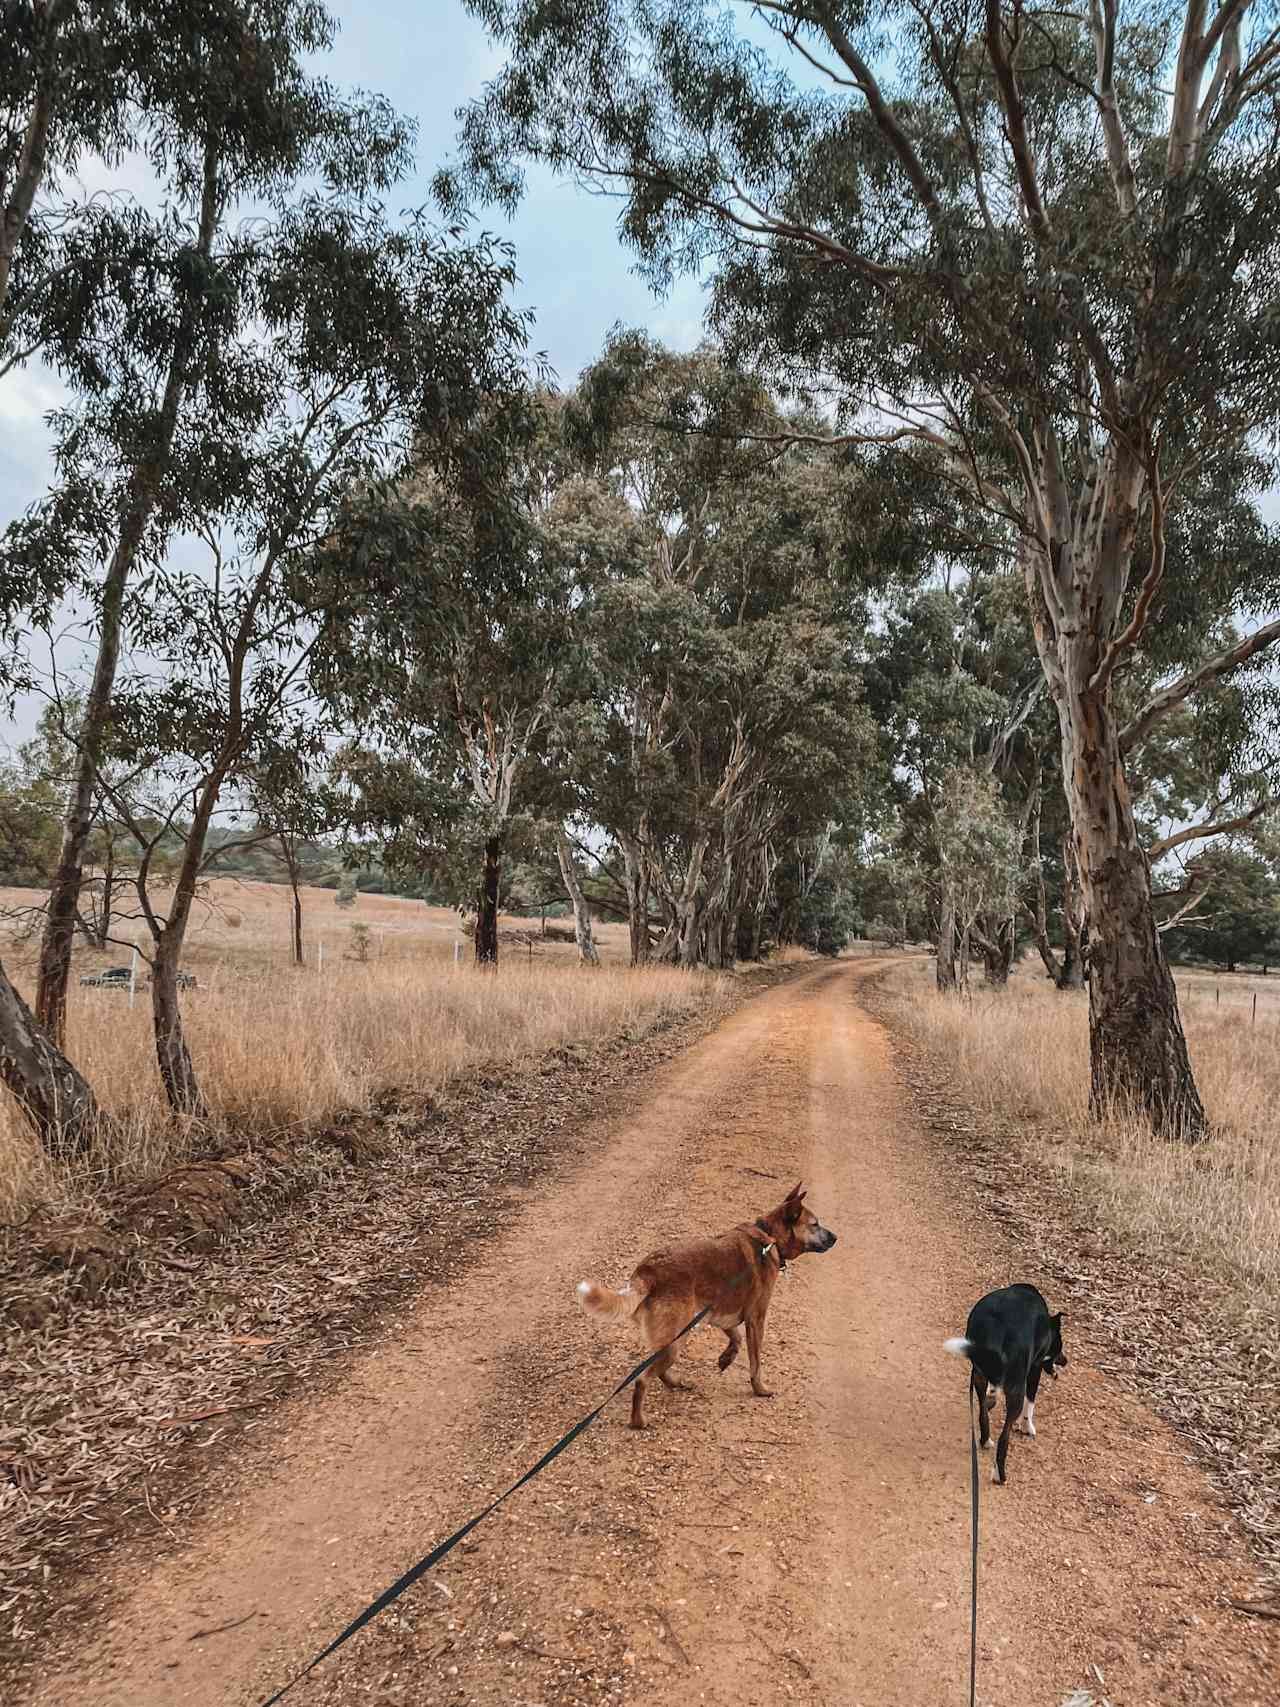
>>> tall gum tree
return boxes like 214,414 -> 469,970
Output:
447,0 -> 1280,1136
5,1 -> 414,1054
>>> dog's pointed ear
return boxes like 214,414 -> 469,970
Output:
783,1182 -> 806,1223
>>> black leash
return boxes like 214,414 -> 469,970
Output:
259,1236 -> 777,1706
258,1305 -> 709,1704
968,1383 -> 979,1707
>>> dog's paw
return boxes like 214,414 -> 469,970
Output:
1017,1419 -> 1036,1437
717,1350 -> 738,1373
979,1437 -> 992,1451
751,1386 -> 775,1400
991,1468 -> 1006,1485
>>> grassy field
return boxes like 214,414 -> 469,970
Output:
878,957 -> 1280,1319
0,880 -> 730,1220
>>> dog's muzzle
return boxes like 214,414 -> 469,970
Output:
813,1227 -> 837,1252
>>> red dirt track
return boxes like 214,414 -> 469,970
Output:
20,960 -> 1278,1707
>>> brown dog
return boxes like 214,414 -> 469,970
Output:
576,1183 -> 837,1428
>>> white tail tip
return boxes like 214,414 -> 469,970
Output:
576,1280 -> 591,1297
943,1337 -> 971,1357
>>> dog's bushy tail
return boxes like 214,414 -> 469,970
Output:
576,1277 -> 648,1319
944,1335 -> 1005,1387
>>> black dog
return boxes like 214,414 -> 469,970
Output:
945,1284 -> 1066,1484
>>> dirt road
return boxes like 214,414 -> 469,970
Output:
25,961 -> 1277,1707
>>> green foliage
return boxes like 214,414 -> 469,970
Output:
936,768 -> 1023,934
1162,848 -> 1280,972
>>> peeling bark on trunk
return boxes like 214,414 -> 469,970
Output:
0,957 -> 102,1158
556,830 -> 599,966
475,835 -> 501,966
1019,448 -> 1205,1138
1067,695 -> 1201,1132
675,835 -> 709,968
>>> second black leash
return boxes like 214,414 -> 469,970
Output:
969,1384 -> 979,1707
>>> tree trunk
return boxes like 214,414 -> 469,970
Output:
620,833 -> 650,966
747,906 -> 764,962
1026,786 -> 1065,983
676,836 -> 709,967
957,923 -> 971,998
981,913 -> 1015,987
34,135 -> 220,1047
145,784 -> 221,1116
151,930 -> 205,1117
1057,834 -> 1086,990
279,837 -> 304,966
721,906 -> 740,969
936,889 -> 958,992
97,843 -> 116,950
475,834 -> 501,965
1020,460 -> 1205,1137
0,958 -> 103,1158
1061,694 -> 1203,1135
556,830 -> 599,966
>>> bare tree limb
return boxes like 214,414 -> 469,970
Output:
1148,799 -> 1271,860
1121,615 -> 1280,751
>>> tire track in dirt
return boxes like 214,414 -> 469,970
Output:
19,960 -> 1278,1707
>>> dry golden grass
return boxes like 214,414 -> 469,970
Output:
0,881 -> 726,1220
879,959 -> 1280,1314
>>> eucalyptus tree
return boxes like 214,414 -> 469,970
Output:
0,2 -> 375,1153
559,333 -> 889,965
4,1 -> 413,1058
449,0 -> 1280,1136
92,205 -> 531,1114
317,390 -> 591,967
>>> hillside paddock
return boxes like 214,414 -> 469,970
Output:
0,880 -> 730,1221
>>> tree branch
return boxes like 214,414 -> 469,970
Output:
1090,440 -> 1165,690
1121,614 -> 1280,751
1088,0 -> 1139,216
984,0 -> 1054,241
1148,799 -> 1271,860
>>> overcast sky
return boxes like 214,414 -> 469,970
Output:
0,1 -> 708,742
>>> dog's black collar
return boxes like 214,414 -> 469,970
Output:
754,1218 -> 787,1272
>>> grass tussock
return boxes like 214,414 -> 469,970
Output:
880,960 -> 1280,1315
0,956 -> 728,1222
